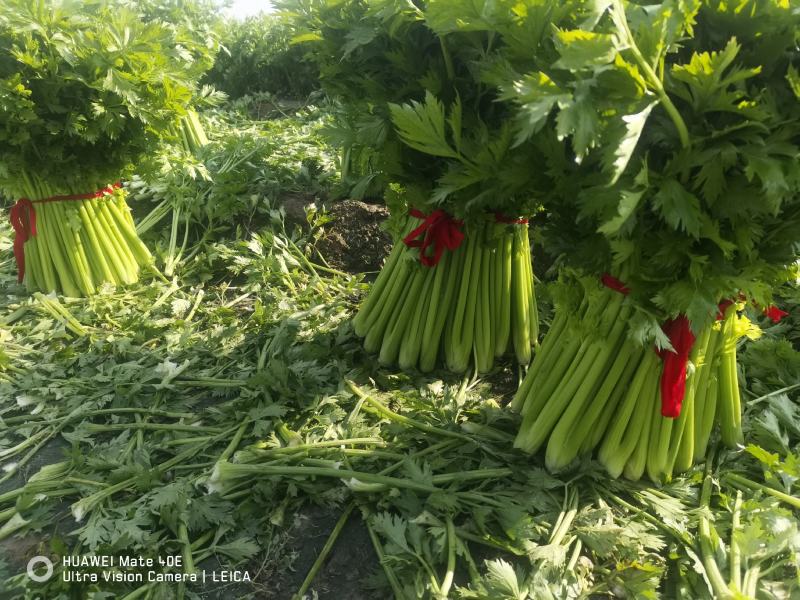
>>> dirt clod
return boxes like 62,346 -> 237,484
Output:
316,200 -> 392,274
281,192 -> 317,232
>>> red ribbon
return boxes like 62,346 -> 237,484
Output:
8,183 -> 121,282
763,305 -> 789,323
719,298 -> 787,324
9,199 -> 36,283
716,299 -> 734,320
403,208 -> 464,267
655,316 -> 696,418
600,273 -> 630,296
601,273 -> 694,418
494,212 -> 529,225
598,283 -> 788,417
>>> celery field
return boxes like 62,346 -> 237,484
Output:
1,1 -> 800,599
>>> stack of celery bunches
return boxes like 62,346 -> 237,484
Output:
1,1 -> 216,297
300,0 -> 800,481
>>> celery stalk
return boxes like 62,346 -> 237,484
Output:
511,226 -> 531,364
509,311 -> 569,413
493,227 -> 512,357
517,296 -> 624,454
585,345 -> 644,452
623,373 -> 658,481
36,203 -> 81,296
363,258 -> 413,354
445,229 -> 480,373
598,351 -> 658,477
398,266 -> 436,369
718,306 -> 743,447
474,242 -> 493,373
420,248 -> 458,372
353,240 -> 405,335
547,321 -> 635,469
694,327 -> 721,456
379,265 -> 427,365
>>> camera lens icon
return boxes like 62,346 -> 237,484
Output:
26,556 -> 54,582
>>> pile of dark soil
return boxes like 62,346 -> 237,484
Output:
315,200 -> 393,275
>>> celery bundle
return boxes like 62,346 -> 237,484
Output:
293,6 -> 548,374
0,1 -> 219,296
457,2 -> 799,480
12,176 -> 152,297
353,215 -> 536,373
512,283 -> 754,482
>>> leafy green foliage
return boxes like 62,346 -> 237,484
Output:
389,91 -> 460,160
7,179 -> 791,596
0,201 -> 587,597
0,0 -> 221,196
528,0 -> 800,334
284,0 -> 553,218
204,15 -> 319,100
289,0 -> 800,339
1,3 -> 800,598
0,202 -> 365,596
131,104 -> 338,274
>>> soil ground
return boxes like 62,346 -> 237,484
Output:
282,195 -> 393,276
269,505 -> 381,600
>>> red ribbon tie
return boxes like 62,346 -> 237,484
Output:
403,208 -> 464,267
763,305 -> 789,324
601,274 -> 695,417
656,316 -> 696,419
600,273 -> 630,296
716,299 -> 734,321
9,199 -> 37,283
494,212 -> 529,225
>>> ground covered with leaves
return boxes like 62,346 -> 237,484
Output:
1,105 -> 799,600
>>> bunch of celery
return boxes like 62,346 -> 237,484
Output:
292,5 -> 547,374
0,1 -> 219,296
353,216 -> 536,373
512,284 -> 752,482
467,1 -> 800,483
15,175 -> 152,297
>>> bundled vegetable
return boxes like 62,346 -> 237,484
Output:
512,277 -> 767,481
488,0 -> 800,480
0,0 -> 220,296
353,215 -> 536,372
288,1 -> 544,372
9,179 -> 152,297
